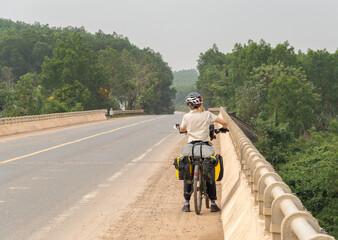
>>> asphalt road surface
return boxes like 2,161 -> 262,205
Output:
0,114 -> 185,240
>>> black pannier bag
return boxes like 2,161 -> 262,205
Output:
203,154 -> 224,182
203,156 -> 217,183
173,155 -> 192,180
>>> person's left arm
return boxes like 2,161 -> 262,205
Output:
215,117 -> 227,129
207,111 -> 228,129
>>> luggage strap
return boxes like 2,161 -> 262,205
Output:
190,141 -> 210,159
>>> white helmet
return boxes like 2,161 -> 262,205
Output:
186,92 -> 203,107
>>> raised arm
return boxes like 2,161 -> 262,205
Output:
215,117 -> 227,129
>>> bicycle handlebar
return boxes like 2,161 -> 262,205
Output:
211,127 -> 229,134
173,123 -> 229,138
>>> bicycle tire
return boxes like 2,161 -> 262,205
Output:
193,165 -> 202,214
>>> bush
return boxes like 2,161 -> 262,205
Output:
41,98 -> 68,114
277,120 -> 338,237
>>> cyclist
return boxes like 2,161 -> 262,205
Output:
178,92 -> 227,212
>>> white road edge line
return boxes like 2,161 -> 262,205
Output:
27,134 -> 172,240
9,186 -> 30,190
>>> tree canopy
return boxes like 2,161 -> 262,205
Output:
0,18 -> 175,116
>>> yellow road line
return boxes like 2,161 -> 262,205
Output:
0,115 -> 166,165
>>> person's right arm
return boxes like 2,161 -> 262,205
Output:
179,115 -> 188,133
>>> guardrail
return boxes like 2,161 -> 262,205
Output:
219,107 -> 334,240
110,109 -> 144,115
208,107 -> 221,112
0,109 -> 145,125
0,110 -> 107,125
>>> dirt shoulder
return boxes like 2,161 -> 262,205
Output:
101,137 -> 224,240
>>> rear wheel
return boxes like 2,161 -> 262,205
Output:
193,166 -> 202,215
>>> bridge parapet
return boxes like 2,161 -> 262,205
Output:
219,107 -> 334,240
0,110 -> 107,125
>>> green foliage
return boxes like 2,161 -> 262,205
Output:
5,73 -> 41,116
301,49 -> 338,128
268,41 -> 299,67
0,18 -> 175,116
41,98 -> 68,114
172,69 -> 198,110
197,39 -> 337,236
196,44 -> 228,108
172,69 -> 198,85
40,32 -> 104,109
98,46 -> 175,114
53,80 -> 91,111
267,75 -> 319,136
278,121 -> 338,236
255,117 -> 294,165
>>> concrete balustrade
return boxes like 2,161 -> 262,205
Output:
0,110 -> 107,125
110,109 -> 144,115
0,109 -> 144,126
219,107 -> 334,240
0,110 -> 113,137
0,109 -> 145,138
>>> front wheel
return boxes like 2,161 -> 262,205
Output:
193,165 -> 202,215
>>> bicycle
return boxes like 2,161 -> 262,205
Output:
174,123 -> 229,214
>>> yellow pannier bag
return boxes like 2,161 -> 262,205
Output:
214,154 -> 224,181
203,154 -> 224,182
173,155 -> 192,180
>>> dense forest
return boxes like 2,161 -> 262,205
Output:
172,69 -> 198,111
197,41 -> 337,237
0,18 -> 176,116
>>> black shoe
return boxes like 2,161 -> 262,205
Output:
181,204 -> 190,212
210,204 -> 221,212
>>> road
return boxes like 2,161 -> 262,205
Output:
0,114 -> 184,240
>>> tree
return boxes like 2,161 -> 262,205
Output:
40,32 -> 105,108
197,44 -> 228,108
0,19 -> 176,114
53,80 -> 91,111
5,73 -> 40,116
0,66 -> 15,90
236,63 -> 308,123
267,75 -> 319,136
302,49 -> 338,126
268,41 -> 299,67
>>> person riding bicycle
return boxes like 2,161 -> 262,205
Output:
178,92 -> 227,212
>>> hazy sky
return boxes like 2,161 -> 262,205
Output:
1,0 -> 337,71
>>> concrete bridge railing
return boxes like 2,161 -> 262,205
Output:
0,109 -> 144,137
219,107 -> 334,240
0,110 -> 106,125
0,109 -> 145,125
